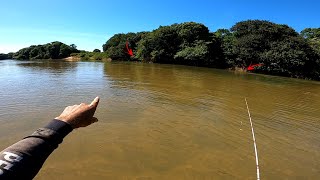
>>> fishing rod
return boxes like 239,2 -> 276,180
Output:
245,98 -> 261,180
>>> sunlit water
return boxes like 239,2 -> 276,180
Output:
0,60 -> 319,179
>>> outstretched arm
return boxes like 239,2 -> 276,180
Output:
0,97 -> 100,180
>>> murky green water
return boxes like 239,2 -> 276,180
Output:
0,60 -> 319,179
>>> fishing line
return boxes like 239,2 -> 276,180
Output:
245,98 -> 261,180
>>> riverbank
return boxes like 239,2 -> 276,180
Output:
64,56 -> 81,61
69,52 -> 110,61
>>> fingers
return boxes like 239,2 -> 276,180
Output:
91,117 -> 98,123
89,96 -> 100,108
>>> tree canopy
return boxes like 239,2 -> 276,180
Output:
100,20 -> 320,80
102,32 -> 147,60
210,20 -> 320,80
13,41 -> 79,60
301,28 -> 320,55
103,22 -> 225,67
0,53 -> 13,60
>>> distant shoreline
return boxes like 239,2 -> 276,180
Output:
4,20 -> 320,81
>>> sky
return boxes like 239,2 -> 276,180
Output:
1,0 -> 319,53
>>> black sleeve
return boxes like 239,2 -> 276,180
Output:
0,119 -> 73,180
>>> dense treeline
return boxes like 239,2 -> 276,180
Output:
0,53 -> 13,60
13,41 -> 79,60
217,21 -> 320,79
102,23 -> 225,67
102,20 -> 320,80
4,20 -> 320,80
102,32 -> 147,60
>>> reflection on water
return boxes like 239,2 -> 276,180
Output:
0,60 -> 319,179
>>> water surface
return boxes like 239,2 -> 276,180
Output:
0,60 -> 319,179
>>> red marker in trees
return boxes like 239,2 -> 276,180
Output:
126,40 -> 134,56
247,63 -> 263,71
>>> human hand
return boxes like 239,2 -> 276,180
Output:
55,97 -> 100,129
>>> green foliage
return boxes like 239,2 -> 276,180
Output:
0,53 -> 7,60
301,28 -> 320,55
135,22 -> 223,67
230,20 -> 298,66
226,20 -> 320,80
7,52 -> 14,59
103,22 -> 219,65
258,37 -> 320,79
177,22 -> 211,45
13,41 -> 79,60
214,29 -> 237,67
301,28 -> 320,39
93,49 -> 101,53
0,53 -> 13,60
174,40 -> 209,65
71,51 -> 109,60
136,25 -> 180,63
101,21 -> 319,80
102,32 -> 146,60
70,44 -> 77,49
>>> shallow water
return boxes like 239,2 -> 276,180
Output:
0,60 -> 319,179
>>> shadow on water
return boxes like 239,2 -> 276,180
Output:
16,59 -> 78,73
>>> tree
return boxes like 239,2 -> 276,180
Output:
0,53 -> 13,60
70,44 -> 77,49
259,37 -> 319,79
93,49 -> 101,52
228,20 -> 320,80
214,29 -> 237,67
13,42 -> 79,60
176,22 -> 210,46
0,53 -> 9,60
136,22 -> 223,67
174,22 -> 224,67
59,44 -> 72,58
301,28 -> 320,55
230,20 -> 299,67
174,40 -> 210,66
136,25 -> 180,63
7,52 -> 14,59
102,32 -> 145,60
301,28 -> 320,39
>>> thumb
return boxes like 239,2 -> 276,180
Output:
89,97 -> 100,108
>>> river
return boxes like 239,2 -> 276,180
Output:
0,60 -> 319,179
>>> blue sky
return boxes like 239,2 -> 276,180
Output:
1,0 -> 319,53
